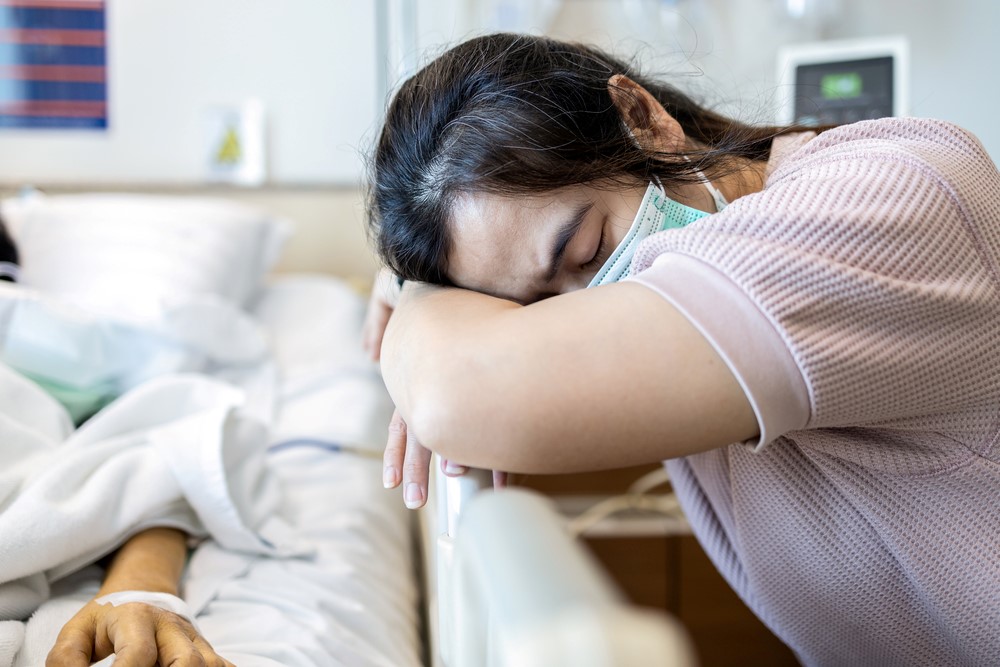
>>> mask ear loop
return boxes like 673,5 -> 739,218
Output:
700,178 -> 729,212
680,155 -> 728,213
624,121 -> 713,207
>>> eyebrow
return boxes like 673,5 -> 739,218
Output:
544,202 -> 593,284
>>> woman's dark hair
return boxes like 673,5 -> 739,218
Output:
368,32 -> 809,285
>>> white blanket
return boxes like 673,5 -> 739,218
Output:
0,276 -> 420,667
0,362 -> 303,661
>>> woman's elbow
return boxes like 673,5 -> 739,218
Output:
406,384 -> 554,473
403,377 -> 483,462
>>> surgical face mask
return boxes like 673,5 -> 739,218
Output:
587,178 -> 728,287
0,292 -> 193,425
21,374 -> 115,425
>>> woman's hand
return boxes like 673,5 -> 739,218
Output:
362,268 -> 404,361
383,409 -> 440,509
379,283 -> 509,508
46,598 -> 232,667
382,409 -> 506,510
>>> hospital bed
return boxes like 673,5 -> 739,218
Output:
424,467 -> 696,667
0,191 -> 694,666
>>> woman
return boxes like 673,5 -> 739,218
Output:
365,33 -> 1000,666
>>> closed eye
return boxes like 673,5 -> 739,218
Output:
581,223 -> 610,271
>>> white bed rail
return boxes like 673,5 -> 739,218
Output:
424,459 -> 696,667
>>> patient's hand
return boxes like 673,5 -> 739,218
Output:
46,528 -> 230,667
46,598 -> 233,667
362,268 -> 403,361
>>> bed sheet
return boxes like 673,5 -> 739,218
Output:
188,274 -> 422,666
7,275 -> 422,667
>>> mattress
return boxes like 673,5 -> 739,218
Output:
190,274 -> 422,666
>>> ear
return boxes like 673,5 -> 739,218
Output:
607,74 -> 685,154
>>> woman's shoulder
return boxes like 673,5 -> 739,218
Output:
824,117 -> 985,147
770,117 -> 994,181
764,117 -> 998,227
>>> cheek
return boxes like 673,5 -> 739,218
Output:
598,189 -> 645,250
605,209 -> 636,250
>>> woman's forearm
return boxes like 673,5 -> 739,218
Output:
98,527 -> 188,596
380,282 -> 516,431
380,281 -> 757,473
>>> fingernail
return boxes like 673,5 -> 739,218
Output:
383,465 -> 398,488
443,461 -> 468,476
404,482 -> 424,509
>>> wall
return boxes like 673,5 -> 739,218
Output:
3,0 -> 995,182
0,1 -> 384,280
1,0 -> 994,283
656,0 -> 1000,160
0,1 -> 380,185
827,0 -> 998,160
408,0 -> 1000,161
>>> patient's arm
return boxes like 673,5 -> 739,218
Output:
46,527 -> 233,667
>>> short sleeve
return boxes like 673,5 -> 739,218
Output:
627,119 -> 1000,449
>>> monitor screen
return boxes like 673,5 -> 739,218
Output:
793,56 -> 894,126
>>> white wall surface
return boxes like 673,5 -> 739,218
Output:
406,0 -> 1000,162
1,0 -> 993,187
827,0 -> 999,160
0,1 -> 379,186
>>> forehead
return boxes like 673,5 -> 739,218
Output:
447,189 -> 585,299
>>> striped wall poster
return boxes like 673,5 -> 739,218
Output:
0,0 -> 107,129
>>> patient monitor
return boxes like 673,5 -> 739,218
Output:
776,36 -> 909,127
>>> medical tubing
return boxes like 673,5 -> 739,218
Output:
567,467 -> 685,537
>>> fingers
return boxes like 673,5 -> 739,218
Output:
106,605 -> 230,667
361,300 -> 393,361
154,620 -> 207,667
362,268 -> 401,361
191,634 -> 236,667
383,410 -> 406,489
157,618 -> 233,667
441,458 -> 468,477
48,601 -> 231,667
385,410 -> 434,509
401,428 -> 433,510
375,267 -> 404,309
102,607 -> 161,667
46,613 -> 95,667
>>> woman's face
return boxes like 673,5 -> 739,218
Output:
446,183 -> 647,304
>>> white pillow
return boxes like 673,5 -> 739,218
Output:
1,192 -> 290,322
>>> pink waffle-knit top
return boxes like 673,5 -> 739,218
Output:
627,118 -> 1000,666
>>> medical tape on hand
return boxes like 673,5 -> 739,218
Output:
94,591 -> 200,630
